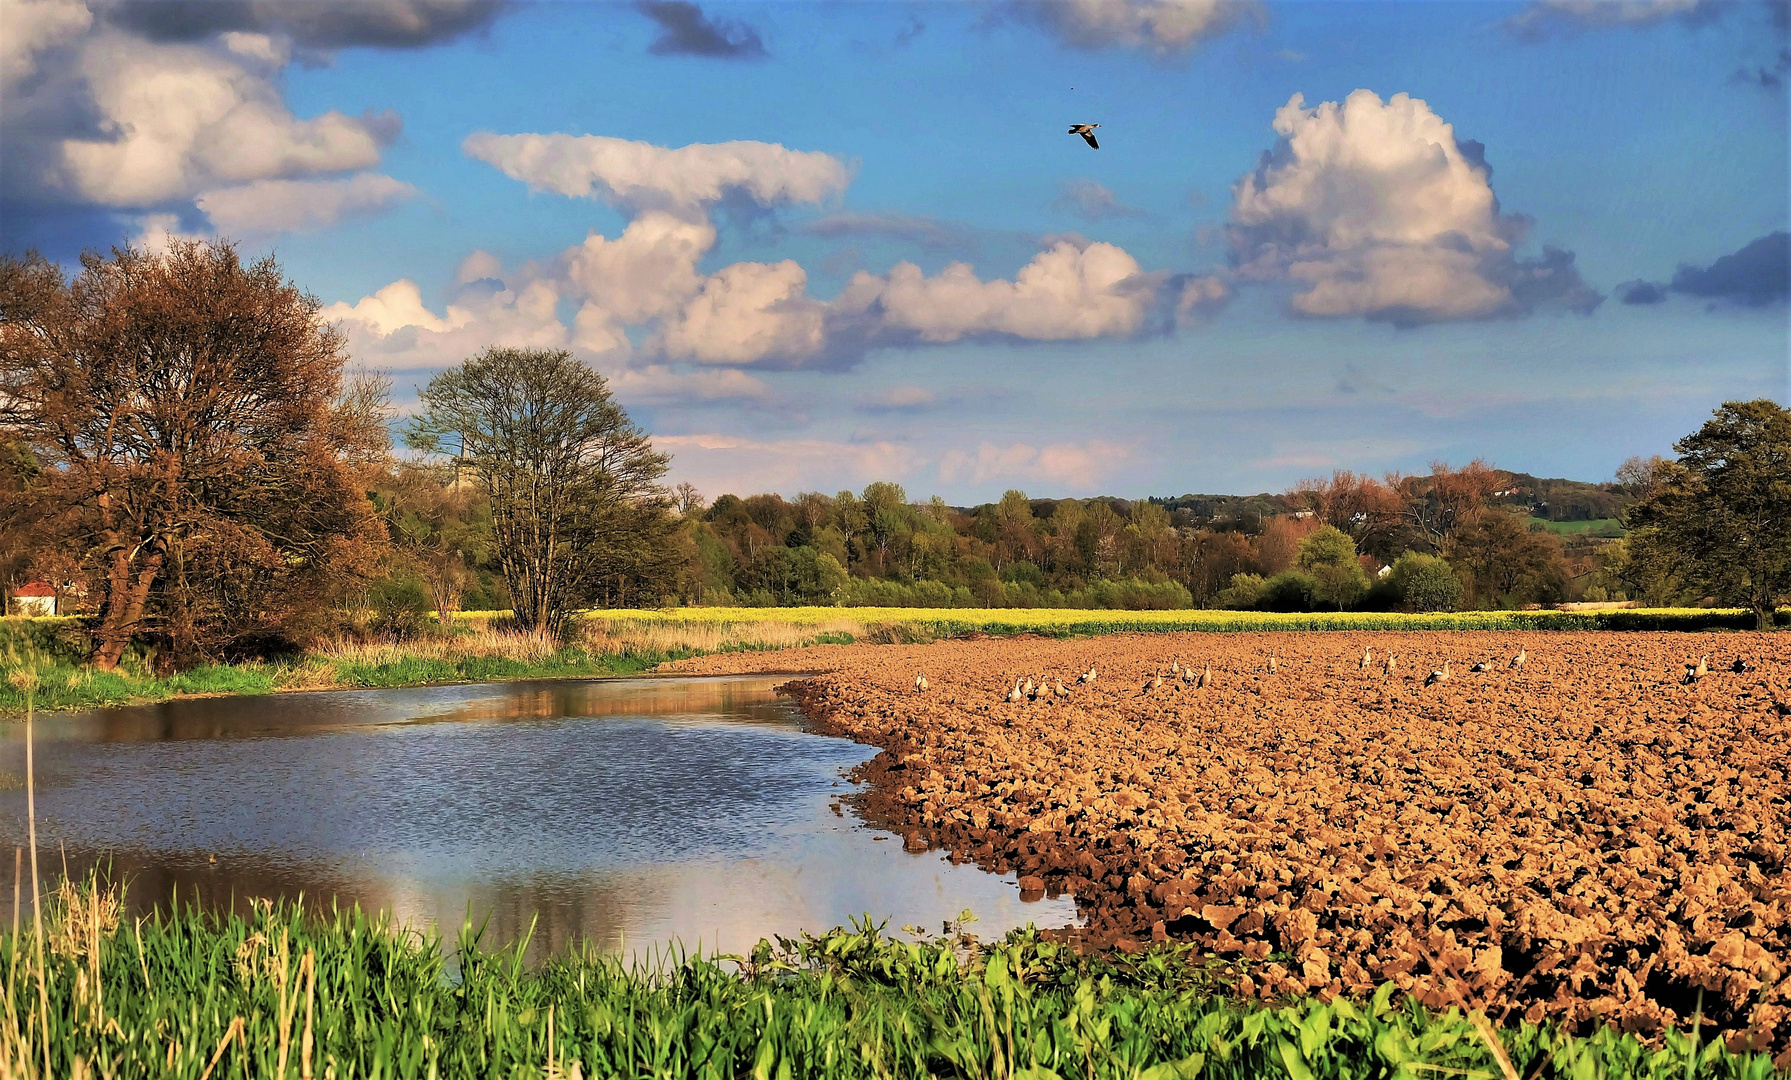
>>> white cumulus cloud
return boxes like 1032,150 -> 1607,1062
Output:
329,130 -> 1223,404
57,33 -> 389,206
321,279 -> 471,337
938,439 -> 1135,491
2,3 -> 432,242
1018,0 -> 1259,55
196,172 -> 414,234
461,132 -> 850,214
129,212 -> 207,254
1227,89 -> 1600,325
1,0 -> 92,90
657,434 -> 921,496
561,211 -> 715,323
322,275 -> 570,370
839,240 -> 1158,344
655,259 -> 828,366
1504,0 -> 1711,38
608,365 -> 772,403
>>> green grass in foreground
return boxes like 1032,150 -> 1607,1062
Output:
7,882 -> 1776,1080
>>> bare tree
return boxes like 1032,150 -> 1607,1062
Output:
1615,454 -> 1667,498
0,242 -> 388,667
1287,470 -> 1404,555
405,347 -> 674,633
674,481 -> 706,517
1386,459 -> 1502,550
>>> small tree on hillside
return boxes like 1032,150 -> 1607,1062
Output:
405,347 -> 674,634
1295,525 -> 1370,610
1625,399 -> 1790,631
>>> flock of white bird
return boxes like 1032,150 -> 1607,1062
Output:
906,642 -> 1754,702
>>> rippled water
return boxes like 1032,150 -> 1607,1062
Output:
0,676 -> 1076,958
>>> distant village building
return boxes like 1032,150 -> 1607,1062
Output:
10,581 -> 56,617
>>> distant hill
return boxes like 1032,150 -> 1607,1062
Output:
1492,472 -> 1633,523
951,474 -> 1632,530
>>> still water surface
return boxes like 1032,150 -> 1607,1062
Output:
0,676 -> 1075,958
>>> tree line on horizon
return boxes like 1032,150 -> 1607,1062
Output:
2,242 -> 1787,675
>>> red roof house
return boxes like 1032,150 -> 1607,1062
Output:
11,581 -> 56,616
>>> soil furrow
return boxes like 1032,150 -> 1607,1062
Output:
670,631 -> 1791,1058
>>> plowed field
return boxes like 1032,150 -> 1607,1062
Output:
669,631 -> 1791,1056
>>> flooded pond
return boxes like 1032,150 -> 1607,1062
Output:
0,676 -> 1076,958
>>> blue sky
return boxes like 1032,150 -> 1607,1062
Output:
4,0 -> 1786,502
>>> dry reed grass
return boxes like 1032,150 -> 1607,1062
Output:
307,628 -> 564,666
573,615 -> 867,656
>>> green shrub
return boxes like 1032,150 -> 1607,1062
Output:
1296,525 -> 1371,609
1258,570 -> 1319,612
1387,552 -> 1464,613
368,574 -> 433,639
1216,573 -> 1265,609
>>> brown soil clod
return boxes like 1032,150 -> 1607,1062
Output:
673,630 -> 1791,1051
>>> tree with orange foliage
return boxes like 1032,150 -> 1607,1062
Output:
1287,469 -> 1405,557
0,242 -> 389,668
1385,459 -> 1502,550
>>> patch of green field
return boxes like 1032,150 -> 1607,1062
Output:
8,882 -> 1772,1080
1527,517 -> 1626,537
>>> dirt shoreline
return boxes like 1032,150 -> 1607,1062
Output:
666,630 -> 1791,1059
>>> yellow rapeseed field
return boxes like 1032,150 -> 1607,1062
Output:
460,605 -> 1781,639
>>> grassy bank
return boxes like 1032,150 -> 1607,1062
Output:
5,879 -> 1777,1080
0,614 -> 859,715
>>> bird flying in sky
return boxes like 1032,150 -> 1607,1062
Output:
1068,123 -> 1100,149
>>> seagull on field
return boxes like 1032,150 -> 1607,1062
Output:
1510,648 -> 1526,672
1469,660 -> 1489,673
1197,663 -> 1211,689
1424,660 -> 1451,688
914,674 -> 928,693
1068,123 -> 1100,149
1360,647 -> 1373,670
1079,666 -> 1097,684
1266,652 -> 1278,674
